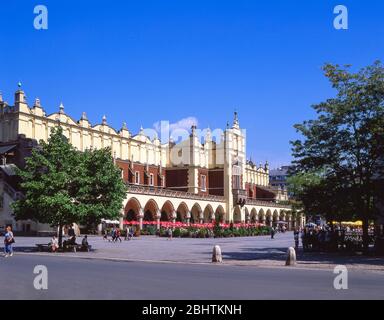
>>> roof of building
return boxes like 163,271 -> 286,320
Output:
0,144 -> 17,155
0,163 -> 18,176
269,166 -> 292,176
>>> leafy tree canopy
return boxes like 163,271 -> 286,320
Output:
291,61 -> 384,247
12,127 -> 126,243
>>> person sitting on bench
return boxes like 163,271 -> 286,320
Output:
63,235 -> 77,248
50,235 -> 59,252
81,235 -> 90,251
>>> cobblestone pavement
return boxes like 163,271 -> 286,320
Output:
5,232 -> 384,271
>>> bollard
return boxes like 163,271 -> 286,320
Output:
212,245 -> 223,263
285,247 -> 296,266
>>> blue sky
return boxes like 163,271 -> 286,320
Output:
1,0 -> 383,168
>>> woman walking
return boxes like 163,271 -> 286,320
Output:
4,226 -> 14,257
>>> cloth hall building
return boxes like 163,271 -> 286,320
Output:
0,87 -> 303,234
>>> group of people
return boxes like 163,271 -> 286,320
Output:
270,225 -> 287,239
103,227 -> 132,242
293,225 -> 374,252
49,234 -> 89,252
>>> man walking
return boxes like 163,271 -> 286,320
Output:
270,227 -> 276,239
294,229 -> 300,249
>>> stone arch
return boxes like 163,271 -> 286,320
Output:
190,203 -> 202,223
258,208 -> 265,224
273,210 -> 279,226
161,200 -> 175,221
214,205 -> 225,223
265,209 -> 272,227
143,199 -> 159,222
176,202 -> 189,222
279,210 -> 286,222
203,204 -> 214,223
233,206 -> 242,223
124,197 -> 142,221
250,208 -> 257,223
244,207 -> 250,223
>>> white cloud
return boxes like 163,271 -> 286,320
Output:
153,116 -> 198,133
153,117 -> 199,143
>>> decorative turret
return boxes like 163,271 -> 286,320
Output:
232,111 -> 240,129
79,111 -> 90,128
59,102 -> 65,114
120,121 -> 130,138
205,127 -> 212,142
14,82 -> 29,113
0,91 -> 3,103
190,124 -> 197,138
264,160 -> 269,171
34,98 -> 41,108
102,115 -> 107,125
32,98 -> 44,116
81,112 -> 88,121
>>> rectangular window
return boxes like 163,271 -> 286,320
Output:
201,175 -> 207,192
149,173 -> 154,186
121,169 -> 124,179
135,171 -> 140,185
234,175 -> 241,189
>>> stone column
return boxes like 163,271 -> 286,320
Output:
156,210 -> 161,230
119,217 -> 124,230
138,209 -> 144,230
186,212 -> 191,226
172,211 -> 177,228
199,212 -> 204,224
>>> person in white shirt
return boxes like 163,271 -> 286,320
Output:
50,235 -> 59,252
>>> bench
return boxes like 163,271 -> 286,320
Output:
36,244 -> 51,252
36,243 -> 92,253
64,244 -> 92,253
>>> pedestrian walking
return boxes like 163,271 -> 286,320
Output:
4,226 -> 15,257
115,228 -> 122,243
270,227 -> 275,239
111,227 -> 117,242
294,229 -> 300,249
167,227 -> 173,240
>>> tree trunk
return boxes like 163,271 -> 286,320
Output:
362,217 -> 369,254
58,225 -> 63,248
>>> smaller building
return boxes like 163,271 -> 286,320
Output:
269,165 -> 292,200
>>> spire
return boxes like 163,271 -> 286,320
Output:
139,125 -> 144,134
15,83 -> 26,104
59,102 -> 65,114
205,127 -> 212,142
81,112 -> 88,121
102,115 -> 107,125
34,98 -> 41,108
122,122 -> 127,130
190,125 -> 197,137
0,91 -> 3,102
233,111 -> 239,129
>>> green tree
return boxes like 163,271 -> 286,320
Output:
12,127 -> 126,247
291,61 -> 384,250
72,147 -> 127,228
